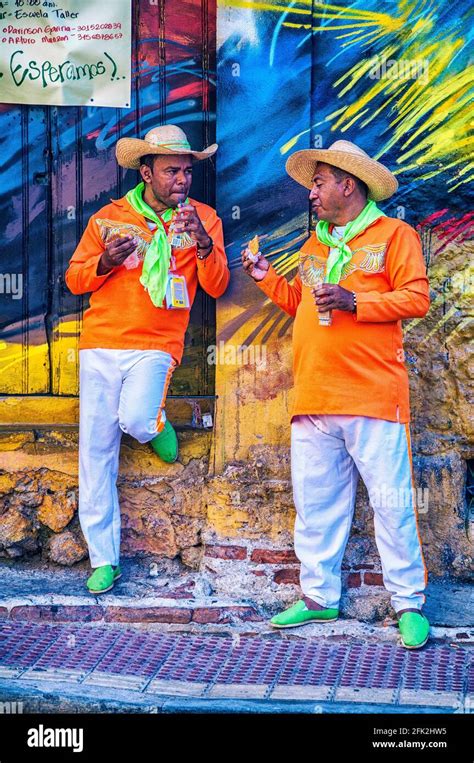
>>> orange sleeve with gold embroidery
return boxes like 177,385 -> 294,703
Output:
355,224 -> 430,322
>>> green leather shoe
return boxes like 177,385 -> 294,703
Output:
86,564 -> 121,594
398,611 -> 430,649
150,420 -> 178,463
270,599 -> 339,629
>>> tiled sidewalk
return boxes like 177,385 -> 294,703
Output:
0,621 -> 472,711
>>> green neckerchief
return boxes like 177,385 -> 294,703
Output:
316,199 -> 385,284
125,181 -> 190,307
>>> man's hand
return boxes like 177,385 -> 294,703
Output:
311,284 -> 354,312
242,248 -> 270,282
172,203 -> 211,248
98,235 -> 137,275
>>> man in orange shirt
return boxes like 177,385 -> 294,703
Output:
65,125 -> 229,594
243,140 -> 430,648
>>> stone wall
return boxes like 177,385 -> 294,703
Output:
0,429 -> 211,569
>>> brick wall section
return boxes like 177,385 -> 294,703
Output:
204,544 -> 247,560
347,572 -> 362,588
5,604 -> 264,625
273,568 -> 299,585
250,549 -> 299,564
364,572 -> 385,586
202,540 -> 383,593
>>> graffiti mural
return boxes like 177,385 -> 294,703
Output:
0,0 -> 216,399
215,0 -> 473,462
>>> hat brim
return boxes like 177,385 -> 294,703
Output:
116,138 -> 218,170
285,149 -> 398,201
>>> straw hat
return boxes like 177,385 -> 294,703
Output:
116,125 -> 218,170
285,139 -> 398,201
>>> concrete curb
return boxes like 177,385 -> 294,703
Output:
0,678 -> 463,715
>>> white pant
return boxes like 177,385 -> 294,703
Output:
291,414 -> 428,613
78,348 -> 177,568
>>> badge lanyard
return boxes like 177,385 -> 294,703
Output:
160,214 -> 191,310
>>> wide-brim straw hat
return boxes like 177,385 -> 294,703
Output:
116,125 -> 218,170
285,139 -> 398,201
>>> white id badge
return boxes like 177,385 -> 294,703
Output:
165,274 -> 190,309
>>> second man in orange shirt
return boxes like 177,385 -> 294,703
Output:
243,140 -> 430,649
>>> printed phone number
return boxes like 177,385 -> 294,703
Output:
78,33 -> 123,40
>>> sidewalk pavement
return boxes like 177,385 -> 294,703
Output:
0,558 -> 472,713
0,619 -> 472,714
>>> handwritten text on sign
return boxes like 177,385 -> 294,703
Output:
0,0 -> 131,108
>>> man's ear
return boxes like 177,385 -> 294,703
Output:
139,165 -> 152,184
343,176 -> 356,197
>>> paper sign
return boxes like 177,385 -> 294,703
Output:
0,0 -> 131,107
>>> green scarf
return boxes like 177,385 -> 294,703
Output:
316,199 -> 385,284
125,181 -> 189,307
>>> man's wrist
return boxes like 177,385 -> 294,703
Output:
97,253 -> 114,276
196,236 -> 213,260
196,235 -> 212,249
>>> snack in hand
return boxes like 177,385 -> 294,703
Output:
115,232 -> 140,270
246,234 -> 260,263
123,251 -> 141,270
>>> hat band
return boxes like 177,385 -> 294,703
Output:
146,139 -> 192,151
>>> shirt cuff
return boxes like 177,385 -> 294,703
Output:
352,291 -> 377,322
255,265 -> 280,297
196,244 -> 216,267
91,253 -> 115,287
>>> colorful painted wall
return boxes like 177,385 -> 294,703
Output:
0,0 -> 217,402
208,0 -> 473,601
0,0 -> 223,585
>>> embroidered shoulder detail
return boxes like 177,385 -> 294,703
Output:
354,243 -> 387,273
340,261 -> 358,281
298,252 -> 326,287
95,218 -> 153,260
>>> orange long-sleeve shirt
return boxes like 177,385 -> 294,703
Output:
65,196 -> 230,364
257,216 -> 430,423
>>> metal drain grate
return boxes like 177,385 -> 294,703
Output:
215,637 -> 292,685
278,640 -> 352,687
0,622 -> 62,668
95,631 -> 177,679
1,622 -> 472,697
402,645 -> 466,692
152,635 -> 232,684
31,626 -> 120,674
